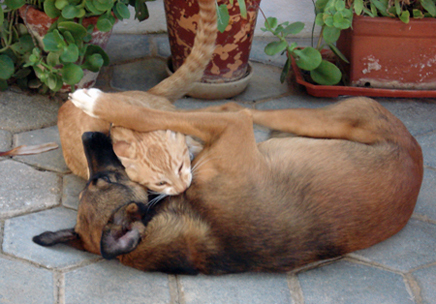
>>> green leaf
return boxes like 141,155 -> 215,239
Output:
10,35 -> 35,54
395,0 -> 401,16
399,10 -> 410,23
85,0 -> 104,14
328,43 -> 349,63
335,1 -> 345,11
63,31 -> 76,45
60,44 -> 79,63
217,4 -> 230,33
5,0 -> 25,10
47,52 -> 60,67
93,0 -> 114,11
0,79 -> 8,91
0,7 -> 3,25
310,59 -> 342,85
0,55 -> 15,80
333,12 -> 352,29
14,68 -> 32,79
134,0 -> 150,21
362,7 -> 375,17
62,4 -> 81,19
280,57 -> 291,83
288,42 -> 298,51
322,26 -> 341,43
53,30 -> 66,46
315,13 -> 325,26
370,0 -> 388,16
85,45 -> 110,66
292,47 -> 322,71
82,53 -> 104,72
237,0 -> 247,18
282,22 -> 305,36
58,22 -> 87,41
115,2 -> 131,20
324,15 -> 334,27
315,0 -> 330,11
55,0 -> 69,10
61,63 -> 84,85
264,40 -> 288,56
97,15 -> 115,32
48,74 -> 59,90
43,32 -> 61,52
421,0 -> 436,17
413,9 -> 424,19
354,0 -> 363,15
265,17 -> 278,30
370,2 -> 378,16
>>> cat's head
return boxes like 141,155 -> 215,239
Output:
111,127 -> 192,195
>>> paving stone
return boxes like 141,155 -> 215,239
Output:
105,34 -> 152,63
0,90 -> 62,133
0,257 -> 54,304
0,160 -> 61,218
65,260 -> 170,304
411,265 -> 436,304
378,99 -> 436,137
298,260 -> 414,304
180,273 -> 292,304
414,169 -> 436,221
3,207 -> 98,268
233,62 -> 293,102
62,174 -> 86,210
416,132 -> 436,168
13,125 -> 69,173
154,34 -> 171,58
256,94 -> 334,110
352,219 -> 436,272
0,129 -> 12,152
111,57 -> 168,91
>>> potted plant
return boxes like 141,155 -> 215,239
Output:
164,0 -> 261,99
263,0 -> 436,97
0,0 -> 151,93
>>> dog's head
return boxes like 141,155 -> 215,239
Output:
33,132 -> 149,259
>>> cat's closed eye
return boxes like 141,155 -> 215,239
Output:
157,181 -> 168,186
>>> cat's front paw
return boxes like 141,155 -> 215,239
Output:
69,88 -> 103,118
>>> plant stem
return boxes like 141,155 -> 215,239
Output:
258,7 -> 271,29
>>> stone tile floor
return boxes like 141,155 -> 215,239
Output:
0,34 -> 435,304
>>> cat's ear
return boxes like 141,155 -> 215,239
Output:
113,139 -> 136,160
100,203 -> 147,259
186,136 -> 203,159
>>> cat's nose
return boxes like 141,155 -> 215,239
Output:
172,180 -> 191,195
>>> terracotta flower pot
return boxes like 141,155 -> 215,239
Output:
18,5 -> 112,91
164,0 -> 261,85
337,15 -> 436,90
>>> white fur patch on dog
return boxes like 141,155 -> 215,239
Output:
69,88 -> 103,118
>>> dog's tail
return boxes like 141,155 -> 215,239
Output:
147,0 -> 217,102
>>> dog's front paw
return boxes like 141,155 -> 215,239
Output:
69,88 -> 103,118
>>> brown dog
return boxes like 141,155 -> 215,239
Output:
34,92 -> 423,274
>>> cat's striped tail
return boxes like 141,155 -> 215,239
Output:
147,0 -> 217,102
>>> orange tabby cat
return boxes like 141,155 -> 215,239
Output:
58,0 -> 217,195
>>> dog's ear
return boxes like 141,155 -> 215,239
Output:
100,203 -> 147,260
33,228 -> 85,251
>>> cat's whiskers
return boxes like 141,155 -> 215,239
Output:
147,193 -> 168,211
191,154 -> 223,177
